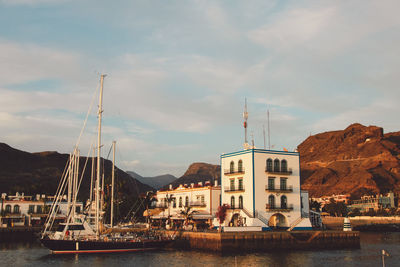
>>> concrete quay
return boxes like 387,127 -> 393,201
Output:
164,230 -> 360,253
0,226 -> 41,241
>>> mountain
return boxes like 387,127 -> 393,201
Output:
0,143 -> 153,201
298,123 -> 400,198
127,171 -> 177,190
165,162 -> 221,189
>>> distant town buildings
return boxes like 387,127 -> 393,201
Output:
0,192 -> 83,227
348,193 -> 396,212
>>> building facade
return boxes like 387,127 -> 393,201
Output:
216,149 -> 312,231
152,182 -> 221,228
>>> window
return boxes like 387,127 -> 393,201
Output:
28,205 -> 35,214
238,160 -> 243,172
280,178 -> 287,190
231,196 -> 235,209
274,159 -> 280,172
179,197 -> 182,208
238,179 -> 243,190
281,195 -> 287,209
185,196 -> 189,207
266,158 -> 273,172
5,205 -> 11,213
173,198 -> 176,208
238,196 -> 243,209
230,179 -> 235,191
13,205 -> 20,214
268,195 -> 275,209
268,177 -> 275,190
75,206 -> 81,213
281,160 -> 288,172
230,161 -> 234,173
201,195 -> 205,204
36,205 -> 42,213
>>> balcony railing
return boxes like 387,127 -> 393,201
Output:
224,168 -> 245,175
265,168 -> 292,175
265,185 -> 293,193
154,203 -> 168,209
224,186 -> 245,193
265,204 -> 293,212
189,201 -> 206,207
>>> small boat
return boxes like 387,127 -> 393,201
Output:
40,75 -> 174,254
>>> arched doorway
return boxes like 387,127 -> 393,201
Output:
230,213 -> 240,227
268,213 -> 288,229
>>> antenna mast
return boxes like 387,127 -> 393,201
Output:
243,98 -> 249,149
267,109 -> 271,150
263,125 -> 266,149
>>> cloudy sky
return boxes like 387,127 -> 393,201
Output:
1,0 -> 399,177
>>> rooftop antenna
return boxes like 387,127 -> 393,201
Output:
243,98 -> 249,149
263,124 -> 266,149
267,109 -> 271,150
251,131 -> 255,148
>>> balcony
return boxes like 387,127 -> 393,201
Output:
224,186 -> 245,193
265,185 -> 293,193
265,204 -> 293,212
189,201 -> 206,207
224,168 -> 245,175
265,168 -> 292,175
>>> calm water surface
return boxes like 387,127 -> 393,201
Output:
1,232 -> 399,267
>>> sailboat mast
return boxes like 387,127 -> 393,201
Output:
111,141 -> 116,228
90,147 -> 95,204
96,74 -> 105,237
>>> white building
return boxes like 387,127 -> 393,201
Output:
215,148 -> 312,231
0,193 -> 83,227
152,181 -> 220,228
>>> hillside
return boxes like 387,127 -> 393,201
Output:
0,143 -> 153,201
165,162 -> 221,188
298,123 -> 400,198
127,171 -> 177,190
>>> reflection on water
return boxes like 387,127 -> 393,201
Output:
1,233 -> 399,267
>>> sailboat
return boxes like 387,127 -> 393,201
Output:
40,75 -> 174,254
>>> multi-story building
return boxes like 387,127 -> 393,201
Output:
151,181 -> 221,228
215,148 -> 312,231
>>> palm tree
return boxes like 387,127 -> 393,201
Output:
180,206 -> 198,227
165,193 -> 174,228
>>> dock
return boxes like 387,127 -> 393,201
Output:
0,226 -> 41,242
164,230 -> 360,253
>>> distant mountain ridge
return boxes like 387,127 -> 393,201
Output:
127,171 -> 177,190
0,143 -> 153,200
165,162 -> 221,189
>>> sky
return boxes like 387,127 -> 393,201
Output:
1,0 -> 400,177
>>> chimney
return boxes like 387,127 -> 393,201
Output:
191,183 -> 194,188
169,184 -> 173,190
214,180 -> 218,186
198,182 -> 203,187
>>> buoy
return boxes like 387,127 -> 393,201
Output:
343,217 -> 352,231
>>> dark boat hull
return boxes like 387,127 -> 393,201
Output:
40,238 -> 173,254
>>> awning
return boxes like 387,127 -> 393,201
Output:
192,211 -> 213,220
143,208 -> 163,217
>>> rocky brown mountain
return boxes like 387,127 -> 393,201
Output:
299,123 -> 400,198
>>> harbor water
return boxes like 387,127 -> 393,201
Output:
1,232 -> 399,267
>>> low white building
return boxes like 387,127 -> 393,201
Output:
215,148 -> 312,231
0,193 -> 83,227
152,181 -> 221,228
